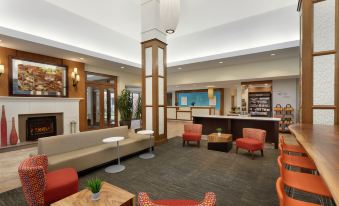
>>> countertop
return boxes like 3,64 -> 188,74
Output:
193,115 -> 281,121
289,124 -> 339,205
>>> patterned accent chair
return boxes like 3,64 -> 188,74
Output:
138,192 -> 216,206
18,155 -> 78,206
236,128 -> 266,159
182,124 -> 203,147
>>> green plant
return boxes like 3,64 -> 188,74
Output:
86,178 -> 102,193
117,89 -> 133,121
216,128 -> 222,133
135,95 -> 142,120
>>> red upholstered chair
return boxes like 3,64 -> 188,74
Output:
182,123 -> 202,147
236,128 -> 266,159
138,192 -> 216,206
18,155 -> 78,206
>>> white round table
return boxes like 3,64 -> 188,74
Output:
137,130 -> 155,159
102,136 -> 125,173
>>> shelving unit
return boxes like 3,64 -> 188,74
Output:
273,104 -> 294,133
248,92 -> 272,117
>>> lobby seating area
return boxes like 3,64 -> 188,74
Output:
0,0 -> 338,205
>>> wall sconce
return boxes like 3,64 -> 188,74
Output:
208,87 -> 214,99
0,64 -> 4,77
71,67 -> 80,87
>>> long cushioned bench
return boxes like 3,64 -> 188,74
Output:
38,126 -> 152,172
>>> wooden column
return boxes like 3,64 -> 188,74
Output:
141,39 -> 167,144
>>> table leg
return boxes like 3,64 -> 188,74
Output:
139,134 -> 155,159
104,141 -> 125,173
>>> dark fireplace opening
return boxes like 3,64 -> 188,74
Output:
26,116 -> 57,141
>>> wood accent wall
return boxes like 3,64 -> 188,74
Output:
0,46 -> 86,131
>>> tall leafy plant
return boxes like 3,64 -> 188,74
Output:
135,95 -> 142,120
117,89 -> 133,121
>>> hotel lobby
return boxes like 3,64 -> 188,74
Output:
0,0 -> 338,205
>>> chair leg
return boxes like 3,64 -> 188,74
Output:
251,151 -> 255,160
183,140 -> 185,147
261,149 -> 264,157
197,141 -> 200,147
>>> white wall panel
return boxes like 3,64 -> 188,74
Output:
158,107 -> 164,135
145,47 -> 153,76
146,107 -> 153,130
313,109 -> 334,125
145,77 -> 153,105
158,77 -> 164,105
158,48 -> 164,76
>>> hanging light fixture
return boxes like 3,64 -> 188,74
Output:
160,0 -> 181,34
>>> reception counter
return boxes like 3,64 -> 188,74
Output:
193,115 -> 280,148
167,106 -> 216,121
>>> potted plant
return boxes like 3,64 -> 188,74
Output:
86,177 -> 103,201
216,128 -> 222,136
117,89 -> 133,128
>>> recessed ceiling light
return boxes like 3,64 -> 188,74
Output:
219,61 -> 223,64
120,66 -> 125,69
79,57 -> 84,60
0,40 -> 2,42
177,67 -> 182,70
176,86 -> 180,88
270,53 -> 276,56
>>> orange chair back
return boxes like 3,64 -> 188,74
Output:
243,128 -> 266,143
276,177 -> 285,206
184,124 -> 202,134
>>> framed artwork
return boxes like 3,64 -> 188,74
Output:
9,57 -> 68,97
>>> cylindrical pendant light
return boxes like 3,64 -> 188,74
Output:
208,87 -> 214,99
160,0 -> 181,34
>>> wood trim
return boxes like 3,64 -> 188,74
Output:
312,105 -> 337,109
313,50 -> 336,56
241,80 -> 272,86
300,0 -> 314,123
335,0 -> 339,124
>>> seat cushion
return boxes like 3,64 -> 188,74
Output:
153,199 -> 200,205
183,133 -> 201,141
44,168 -> 78,204
236,138 -> 263,151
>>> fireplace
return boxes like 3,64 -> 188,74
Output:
26,116 -> 57,141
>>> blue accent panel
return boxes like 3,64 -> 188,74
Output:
176,91 -> 221,110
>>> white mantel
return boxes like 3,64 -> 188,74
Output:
0,96 -> 82,143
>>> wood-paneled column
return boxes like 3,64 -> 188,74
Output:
141,0 -> 167,144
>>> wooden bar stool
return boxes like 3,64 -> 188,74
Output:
277,156 -> 333,205
279,143 -> 317,171
279,136 -> 307,155
276,177 -> 320,206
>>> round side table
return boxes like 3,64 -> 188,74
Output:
137,130 -> 155,159
102,136 -> 125,173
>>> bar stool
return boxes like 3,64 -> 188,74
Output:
279,143 -> 317,172
279,136 -> 307,155
276,177 -> 320,206
277,156 -> 333,205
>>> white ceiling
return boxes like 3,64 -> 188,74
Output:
0,0 -> 300,69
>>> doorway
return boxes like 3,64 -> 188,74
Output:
86,72 -> 118,130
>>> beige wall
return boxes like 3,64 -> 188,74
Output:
85,65 -> 141,94
168,57 -> 299,85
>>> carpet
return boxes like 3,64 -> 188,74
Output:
1,137 -> 283,206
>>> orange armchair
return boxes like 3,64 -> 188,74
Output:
138,192 -> 216,206
236,128 -> 266,159
18,155 -> 78,206
182,123 -> 202,147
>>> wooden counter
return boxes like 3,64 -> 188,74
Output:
289,124 -> 339,205
193,115 -> 280,148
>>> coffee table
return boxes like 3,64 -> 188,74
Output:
102,136 -> 125,173
137,130 -> 155,159
208,133 -> 233,152
51,181 -> 135,206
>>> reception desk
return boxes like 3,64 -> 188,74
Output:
167,106 -> 216,121
289,124 -> 339,205
193,115 -> 280,148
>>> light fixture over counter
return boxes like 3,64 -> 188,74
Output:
0,64 -> 4,77
160,0 -> 181,34
71,67 -> 80,87
208,87 -> 214,99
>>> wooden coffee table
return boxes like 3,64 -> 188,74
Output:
208,133 -> 233,152
51,182 -> 135,206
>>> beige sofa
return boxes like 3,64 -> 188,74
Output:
38,126 -> 153,172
